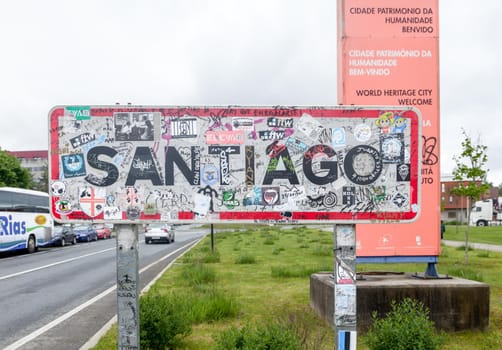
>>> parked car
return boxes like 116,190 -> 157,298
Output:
144,223 -> 175,244
49,224 -> 77,246
93,223 -> 112,239
74,224 -> 98,242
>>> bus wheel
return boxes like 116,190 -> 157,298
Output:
27,236 -> 36,254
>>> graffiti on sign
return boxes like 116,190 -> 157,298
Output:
49,106 -> 421,223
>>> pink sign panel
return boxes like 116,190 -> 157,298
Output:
49,105 -> 420,224
337,0 -> 440,256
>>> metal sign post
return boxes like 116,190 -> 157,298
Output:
334,224 -> 357,350
116,224 -> 140,350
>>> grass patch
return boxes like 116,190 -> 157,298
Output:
320,238 -> 333,245
91,226 -> 502,350
201,250 -> 221,264
180,287 -> 240,324
272,247 -> 285,255
477,250 -> 490,258
271,264 -> 333,278
456,245 -> 474,251
444,225 -> 502,245
446,266 -> 484,282
263,238 -> 275,245
312,245 -> 332,256
181,263 -> 217,286
235,254 -> 256,264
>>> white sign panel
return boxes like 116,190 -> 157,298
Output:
49,106 -> 420,224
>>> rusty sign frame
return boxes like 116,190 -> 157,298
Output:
48,105 -> 421,224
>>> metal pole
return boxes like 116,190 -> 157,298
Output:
465,197 -> 470,264
333,224 -> 357,350
210,223 -> 214,252
116,224 -> 140,350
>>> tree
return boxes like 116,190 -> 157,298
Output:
450,129 -> 490,264
33,165 -> 49,192
0,149 -> 33,188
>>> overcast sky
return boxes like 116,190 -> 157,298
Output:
0,1 -> 500,185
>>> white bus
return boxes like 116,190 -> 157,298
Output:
0,187 -> 53,253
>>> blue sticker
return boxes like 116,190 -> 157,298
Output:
243,187 -> 262,206
332,127 -> 346,147
201,164 -> 220,186
62,153 -> 86,178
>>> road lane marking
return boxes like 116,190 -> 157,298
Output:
3,239 -> 201,350
0,248 -> 115,281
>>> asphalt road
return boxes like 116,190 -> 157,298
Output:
0,225 -> 206,350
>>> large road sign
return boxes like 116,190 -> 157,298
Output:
338,0 -> 440,258
49,105 -> 420,224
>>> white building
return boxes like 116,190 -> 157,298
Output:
8,150 -> 48,181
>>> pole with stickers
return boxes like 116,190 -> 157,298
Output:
116,224 -> 140,350
334,224 -> 357,350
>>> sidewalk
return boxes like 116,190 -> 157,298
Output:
442,240 -> 502,253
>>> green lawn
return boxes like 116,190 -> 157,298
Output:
444,224 -> 502,245
92,225 -> 502,349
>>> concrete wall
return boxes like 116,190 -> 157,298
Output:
310,272 -> 490,333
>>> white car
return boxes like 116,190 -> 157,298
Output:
144,223 -> 175,244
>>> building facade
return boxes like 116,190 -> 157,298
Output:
441,176 -> 498,223
7,150 -> 48,181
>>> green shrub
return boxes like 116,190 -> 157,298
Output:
199,245 -> 211,253
365,298 -> 443,350
477,250 -> 490,258
180,287 -> 239,323
272,247 -> 285,255
235,254 -> 256,264
278,308 -> 330,349
181,262 -> 216,286
214,322 -> 301,350
263,238 -> 275,245
215,326 -> 245,349
140,293 -> 191,350
180,251 -> 195,264
200,250 -> 221,263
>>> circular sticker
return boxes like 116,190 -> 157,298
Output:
344,145 -> 382,185
51,181 -> 66,197
263,188 -> 279,206
55,199 -> 72,215
354,124 -> 372,142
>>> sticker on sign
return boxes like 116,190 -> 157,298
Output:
48,105 -> 421,224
